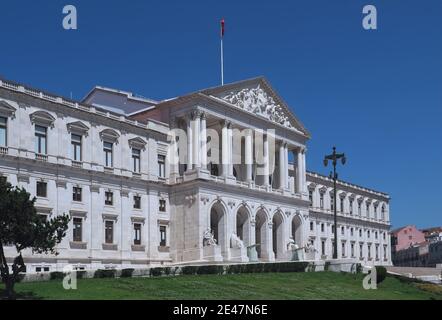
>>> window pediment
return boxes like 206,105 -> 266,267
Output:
30,111 -> 55,128
99,128 -> 120,143
0,100 -> 16,118
67,121 -> 89,136
128,137 -> 147,150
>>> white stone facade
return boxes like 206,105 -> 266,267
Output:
0,77 -> 391,273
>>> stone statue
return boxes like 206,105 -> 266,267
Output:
222,85 -> 294,129
287,237 -> 296,251
203,228 -> 217,246
230,233 -> 244,249
305,240 -> 317,254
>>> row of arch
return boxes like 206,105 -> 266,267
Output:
209,200 -> 303,260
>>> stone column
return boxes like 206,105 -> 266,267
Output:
186,116 -> 193,172
169,133 -> 179,179
221,120 -> 230,177
279,142 -> 285,189
285,144 -> 289,189
296,148 -> 302,193
263,134 -> 269,186
200,112 -> 207,170
302,149 -> 307,193
192,110 -> 201,169
245,129 -> 253,182
228,124 -> 233,176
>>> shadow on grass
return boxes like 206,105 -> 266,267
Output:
1,289 -> 43,300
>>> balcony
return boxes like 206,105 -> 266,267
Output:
35,153 -> 48,162
0,146 -> 8,155
71,160 -> 82,168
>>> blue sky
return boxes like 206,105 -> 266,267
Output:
1,0 -> 441,229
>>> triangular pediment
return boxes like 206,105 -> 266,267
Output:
201,77 -> 310,137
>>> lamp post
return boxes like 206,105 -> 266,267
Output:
323,146 -> 346,259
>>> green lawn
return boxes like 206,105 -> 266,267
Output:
4,272 -> 442,300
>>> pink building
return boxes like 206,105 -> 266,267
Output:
390,225 -> 426,252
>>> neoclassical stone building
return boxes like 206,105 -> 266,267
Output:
0,76 -> 391,272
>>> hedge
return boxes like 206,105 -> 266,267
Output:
121,268 -> 134,278
94,269 -> 116,278
375,266 -> 387,284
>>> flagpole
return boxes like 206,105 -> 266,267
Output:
220,18 -> 225,86
221,36 -> 224,86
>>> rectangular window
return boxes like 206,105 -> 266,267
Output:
359,229 -> 362,237
159,225 -> 167,247
320,194 -> 324,209
384,245 -> 387,259
332,225 -> 335,234
105,191 -> 113,206
375,231 -> 378,240
36,181 -> 47,198
105,221 -> 114,244
350,228 -> 354,236
340,198 -> 344,212
158,155 -> 166,178
0,117 -> 6,147
349,200 -> 353,215
351,243 -> 355,257
35,125 -> 47,154
134,223 -> 141,245
341,226 -> 345,235
342,242 -> 345,257
132,148 -> 141,173
330,194 -> 334,211
360,244 -> 363,258
376,245 -> 379,260
368,245 -> 372,259
367,230 -> 371,238
310,222 -> 314,231
133,196 -> 141,209
71,134 -> 82,161
358,202 -> 362,215
159,199 -> 166,212
104,142 -> 113,167
321,223 -> 325,232
321,241 -> 325,255
308,190 -> 313,206
73,218 -> 82,242
366,203 -> 370,216
73,187 -> 82,202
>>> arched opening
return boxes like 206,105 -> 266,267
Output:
291,215 -> 302,246
210,202 -> 227,254
255,210 -> 268,259
272,212 -> 284,259
236,206 -> 250,246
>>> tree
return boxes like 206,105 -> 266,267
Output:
0,179 -> 69,299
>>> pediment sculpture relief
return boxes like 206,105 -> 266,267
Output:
221,85 -> 294,129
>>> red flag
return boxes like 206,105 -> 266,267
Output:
221,18 -> 225,37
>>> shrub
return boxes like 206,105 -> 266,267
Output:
149,267 -> 163,277
121,268 -> 134,278
375,266 -> 387,284
181,266 -> 198,275
94,269 -> 116,278
50,271 -> 65,280
76,270 -> 87,279
196,265 -> 224,275
324,261 -> 331,271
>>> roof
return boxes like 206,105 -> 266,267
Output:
133,76 -> 311,138
305,170 -> 389,198
82,86 -> 159,105
390,225 -> 417,235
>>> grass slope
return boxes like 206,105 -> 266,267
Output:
4,272 -> 442,300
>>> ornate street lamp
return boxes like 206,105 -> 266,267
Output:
323,146 -> 346,259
